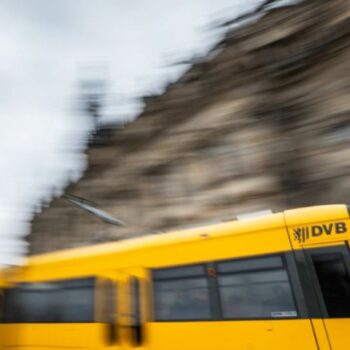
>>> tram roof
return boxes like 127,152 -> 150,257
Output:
25,204 -> 348,268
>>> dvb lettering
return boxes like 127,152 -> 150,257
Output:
293,222 -> 347,243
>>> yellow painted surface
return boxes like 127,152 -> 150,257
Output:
311,319 -> 331,350
0,204 -> 350,349
1,324 -> 105,348
323,319 -> 350,350
145,320 -> 318,350
284,205 -> 348,225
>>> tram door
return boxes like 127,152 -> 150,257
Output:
305,244 -> 350,350
97,272 -> 122,350
119,267 -> 148,350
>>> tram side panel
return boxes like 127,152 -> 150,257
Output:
142,219 -> 319,350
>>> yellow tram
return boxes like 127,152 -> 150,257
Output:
0,204 -> 350,350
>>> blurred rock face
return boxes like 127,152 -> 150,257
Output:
30,0 -> 350,254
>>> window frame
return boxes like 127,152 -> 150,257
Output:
151,252 -> 301,322
151,262 -> 215,322
215,253 -> 300,321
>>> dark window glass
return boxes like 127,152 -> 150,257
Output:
56,284 -> 94,322
153,265 -> 211,321
312,253 -> 350,317
3,284 -> 58,323
0,289 -> 3,322
218,256 -> 283,274
153,265 -> 206,280
3,289 -> 16,322
218,256 -> 297,319
3,278 -> 95,323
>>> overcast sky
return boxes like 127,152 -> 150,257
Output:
1,0 -> 300,265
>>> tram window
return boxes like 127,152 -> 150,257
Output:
3,283 -> 58,323
57,283 -> 94,322
218,256 -> 283,274
153,265 -> 206,280
153,265 -> 211,321
3,289 -> 18,322
3,278 -> 95,323
312,253 -> 350,317
218,256 -> 297,319
0,290 -> 3,322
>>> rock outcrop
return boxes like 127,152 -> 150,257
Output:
30,0 -> 350,254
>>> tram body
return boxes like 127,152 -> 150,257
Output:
0,204 -> 350,349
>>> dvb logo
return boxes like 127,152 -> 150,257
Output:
293,222 -> 347,243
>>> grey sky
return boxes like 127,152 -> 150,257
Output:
2,0 -> 297,265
